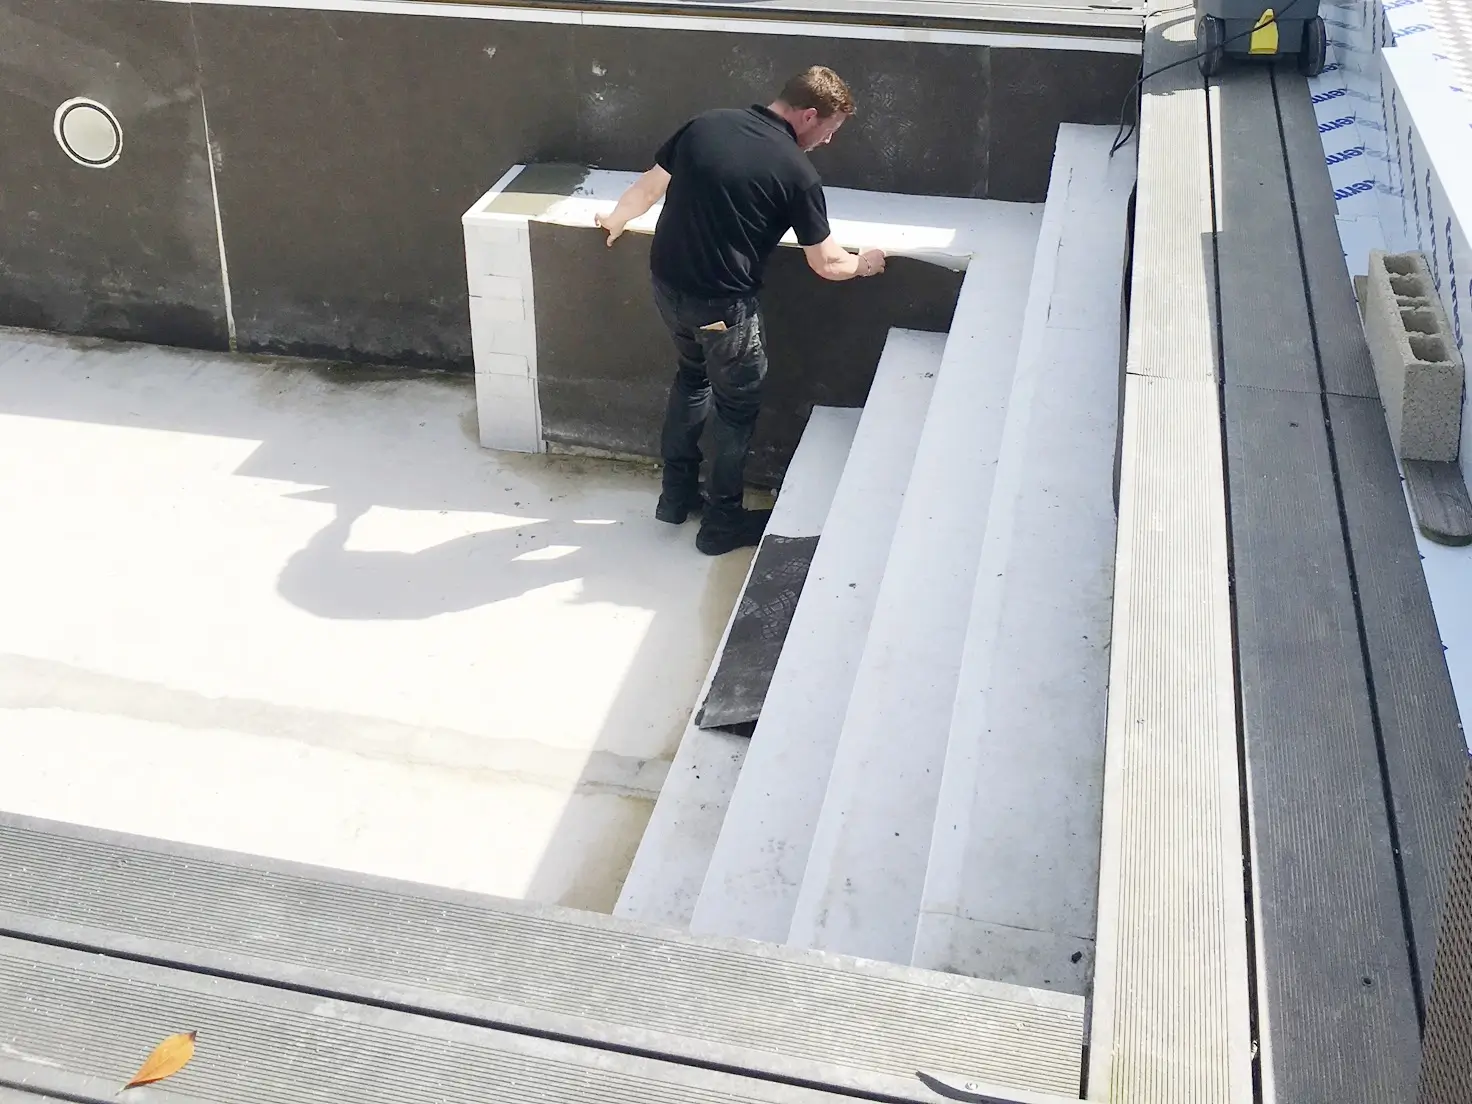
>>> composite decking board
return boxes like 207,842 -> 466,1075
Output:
0,814 -> 1085,1101
1222,383 -> 1421,1103
1213,69 -> 1319,395
1086,3 -> 1251,1099
1216,56 -> 1461,1099
1215,59 -> 1431,1102
1282,27 -> 1464,996
1214,69 -> 1424,1094
1089,375 -> 1249,1103
1271,71 -> 1379,399
1122,9 -> 1216,384
0,937 -> 862,1104
1327,393 -> 1467,999
1404,460 -> 1472,545
1278,2 -> 1463,1011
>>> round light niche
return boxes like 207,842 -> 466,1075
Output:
54,98 -> 123,168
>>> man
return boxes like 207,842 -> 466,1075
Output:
595,66 -> 887,556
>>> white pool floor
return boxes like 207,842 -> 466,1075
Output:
0,327 -> 753,911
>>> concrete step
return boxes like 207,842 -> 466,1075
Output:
785,209 -> 1044,965
912,124 -> 1134,996
690,327 -> 945,944
614,406 -> 859,928
0,813 -> 1088,1102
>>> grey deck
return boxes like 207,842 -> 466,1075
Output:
1087,3 -> 1252,1101
0,814 -> 1085,1102
1094,6 -> 1467,1100
0,936 -> 859,1104
1216,64 -> 1467,1102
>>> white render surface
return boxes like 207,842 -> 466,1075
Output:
914,124 -> 1132,995
690,329 -> 943,944
615,407 -> 860,927
465,165 -> 541,453
466,165 -> 1036,270
785,205 -> 1043,965
0,327 -> 752,913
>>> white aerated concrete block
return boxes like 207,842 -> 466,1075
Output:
1364,250 -> 1464,462
474,371 -> 540,453
471,302 -> 536,369
463,170 -> 540,453
465,224 -> 531,282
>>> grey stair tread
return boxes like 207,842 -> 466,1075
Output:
0,814 -> 1085,1101
1404,459 -> 1472,545
1086,2 -> 1253,1099
0,936 -> 856,1104
1214,67 -> 1424,1102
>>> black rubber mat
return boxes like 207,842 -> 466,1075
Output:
697,535 -> 819,732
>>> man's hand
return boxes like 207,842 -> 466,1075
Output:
594,212 -> 627,247
802,236 -> 888,281
596,166 -> 671,247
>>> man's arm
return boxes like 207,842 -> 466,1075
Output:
595,166 -> 671,246
803,236 -> 887,281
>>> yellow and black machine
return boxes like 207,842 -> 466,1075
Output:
1195,0 -> 1328,77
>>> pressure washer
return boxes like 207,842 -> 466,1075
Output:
1195,0 -> 1328,77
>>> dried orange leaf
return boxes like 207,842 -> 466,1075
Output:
123,1031 -> 197,1090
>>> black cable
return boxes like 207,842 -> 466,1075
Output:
1109,0 -> 1314,155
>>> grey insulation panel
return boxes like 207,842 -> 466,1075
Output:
0,936 -> 857,1104
0,815 -> 1084,1101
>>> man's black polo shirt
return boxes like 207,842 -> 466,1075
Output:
649,105 -> 832,299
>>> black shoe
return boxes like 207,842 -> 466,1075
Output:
655,485 -> 707,525
696,508 -> 772,556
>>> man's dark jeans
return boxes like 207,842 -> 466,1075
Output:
651,276 -> 769,525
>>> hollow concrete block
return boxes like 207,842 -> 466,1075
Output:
1364,250 -> 1464,462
